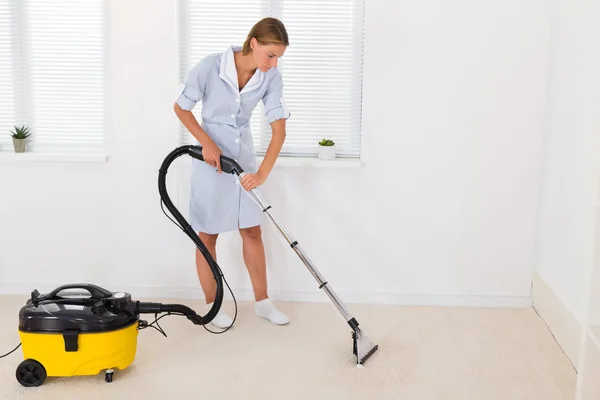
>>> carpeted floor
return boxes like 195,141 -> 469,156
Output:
0,295 -> 576,399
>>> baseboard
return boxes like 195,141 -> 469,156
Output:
532,271 -> 583,370
0,282 -> 532,308
576,326 -> 600,399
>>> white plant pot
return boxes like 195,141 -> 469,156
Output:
318,145 -> 336,160
12,138 -> 27,153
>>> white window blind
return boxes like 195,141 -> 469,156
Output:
0,1 -> 17,152
178,0 -> 364,158
0,0 -> 105,154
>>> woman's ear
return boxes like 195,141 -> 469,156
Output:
250,37 -> 257,50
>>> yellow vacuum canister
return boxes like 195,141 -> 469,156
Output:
16,284 -> 140,386
15,283 -> 219,387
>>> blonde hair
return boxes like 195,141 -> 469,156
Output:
242,17 -> 289,55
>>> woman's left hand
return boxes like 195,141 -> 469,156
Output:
240,171 -> 266,191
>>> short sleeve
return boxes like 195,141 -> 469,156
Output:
262,72 -> 291,123
176,58 -> 210,111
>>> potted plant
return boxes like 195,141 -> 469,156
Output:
318,138 -> 336,160
10,125 -> 31,153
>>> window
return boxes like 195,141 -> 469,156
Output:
178,0 -> 364,158
0,0 -> 105,154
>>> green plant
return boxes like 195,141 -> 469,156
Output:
10,125 -> 31,140
318,138 -> 335,146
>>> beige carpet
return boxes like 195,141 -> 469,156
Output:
0,295 -> 576,399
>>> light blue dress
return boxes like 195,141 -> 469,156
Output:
175,45 -> 290,234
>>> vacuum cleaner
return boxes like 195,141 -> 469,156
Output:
8,145 -> 378,387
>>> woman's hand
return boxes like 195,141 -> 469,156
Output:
202,140 -> 223,173
240,171 -> 266,191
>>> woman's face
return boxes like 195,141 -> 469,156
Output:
251,39 -> 286,72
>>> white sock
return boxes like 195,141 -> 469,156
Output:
254,298 -> 290,325
206,301 -> 233,329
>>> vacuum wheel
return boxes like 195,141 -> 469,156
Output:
16,359 -> 46,387
105,369 -> 114,383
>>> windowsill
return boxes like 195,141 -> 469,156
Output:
258,156 -> 363,168
0,152 -> 107,163
0,152 -> 360,166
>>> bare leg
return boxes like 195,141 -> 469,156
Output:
239,225 -> 268,301
196,232 -> 219,304
238,225 -> 289,325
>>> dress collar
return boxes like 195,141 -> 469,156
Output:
219,45 -> 264,94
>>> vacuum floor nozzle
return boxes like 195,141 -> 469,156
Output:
353,328 -> 379,366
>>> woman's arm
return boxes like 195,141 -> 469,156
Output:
240,71 -> 289,190
258,119 -> 286,177
240,119 -> 286,191
173,102 -> 223,173
173,103 -> 210,146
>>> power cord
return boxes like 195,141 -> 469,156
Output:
139,312 -> 185,337
0,343 -> 21,359
201,275 -> 237,334
160,199 -> 238,334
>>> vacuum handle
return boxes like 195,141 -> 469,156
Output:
32,283 -> 113,306
188,145 -> 245,175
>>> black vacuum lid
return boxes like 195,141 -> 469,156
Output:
18,284 -> 138,333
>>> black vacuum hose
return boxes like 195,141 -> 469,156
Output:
156,145 -> 244,326
136,301 -> 206,325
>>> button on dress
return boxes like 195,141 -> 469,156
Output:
176,45 -> 290,234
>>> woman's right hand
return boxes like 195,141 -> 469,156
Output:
202,140 -> 223,173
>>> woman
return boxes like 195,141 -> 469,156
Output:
173,17 -> 290,328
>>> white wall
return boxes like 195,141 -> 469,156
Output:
533,0 -> 600,325
0,0 -> 552,307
